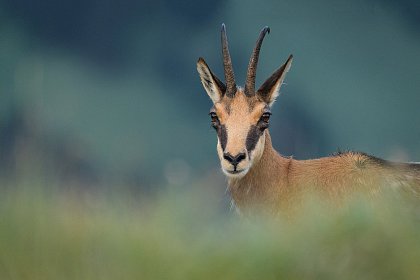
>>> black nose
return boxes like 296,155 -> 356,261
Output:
223,152 -> 246,167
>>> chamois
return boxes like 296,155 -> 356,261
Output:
197,24 -> 420,214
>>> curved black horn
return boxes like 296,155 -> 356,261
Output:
245,26 -> 270,96
221,23 -> 236,97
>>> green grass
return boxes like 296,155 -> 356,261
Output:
0,185 -> 419,280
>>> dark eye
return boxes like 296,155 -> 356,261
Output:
261,112 -> 271,123
209,112 -> 219,128
258,112 -> 271,131
209,112 -> 218,121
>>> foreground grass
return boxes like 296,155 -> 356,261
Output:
0,185 -> 419,280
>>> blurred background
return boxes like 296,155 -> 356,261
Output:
0,0 -> 419,192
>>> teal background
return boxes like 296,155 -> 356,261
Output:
0,0 -> 419,190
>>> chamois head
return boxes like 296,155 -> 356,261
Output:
197,24 -> 293,178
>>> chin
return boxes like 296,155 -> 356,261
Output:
221,167 -> 250,179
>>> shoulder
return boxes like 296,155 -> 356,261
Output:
331,151 -> 387,169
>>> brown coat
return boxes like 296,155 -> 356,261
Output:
229,132 -> 420,215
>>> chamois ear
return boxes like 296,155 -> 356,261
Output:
257,55 -> 293,106
197,57 -> 226,104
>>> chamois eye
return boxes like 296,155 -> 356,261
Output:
258,112 -> 271,131
209,112 -> 219,128
261,112 -> 271,123
209,112 -> 218,121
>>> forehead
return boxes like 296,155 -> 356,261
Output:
213,90 -> 267,116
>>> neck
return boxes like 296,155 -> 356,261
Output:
228,131 -> 291,213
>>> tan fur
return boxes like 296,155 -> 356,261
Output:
229,131 -> 419,215
214,90 -> 267,177
198,25 -> 420,215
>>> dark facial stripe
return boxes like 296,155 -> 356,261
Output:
246,125 -> 263,154
218,125 -> 228,151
